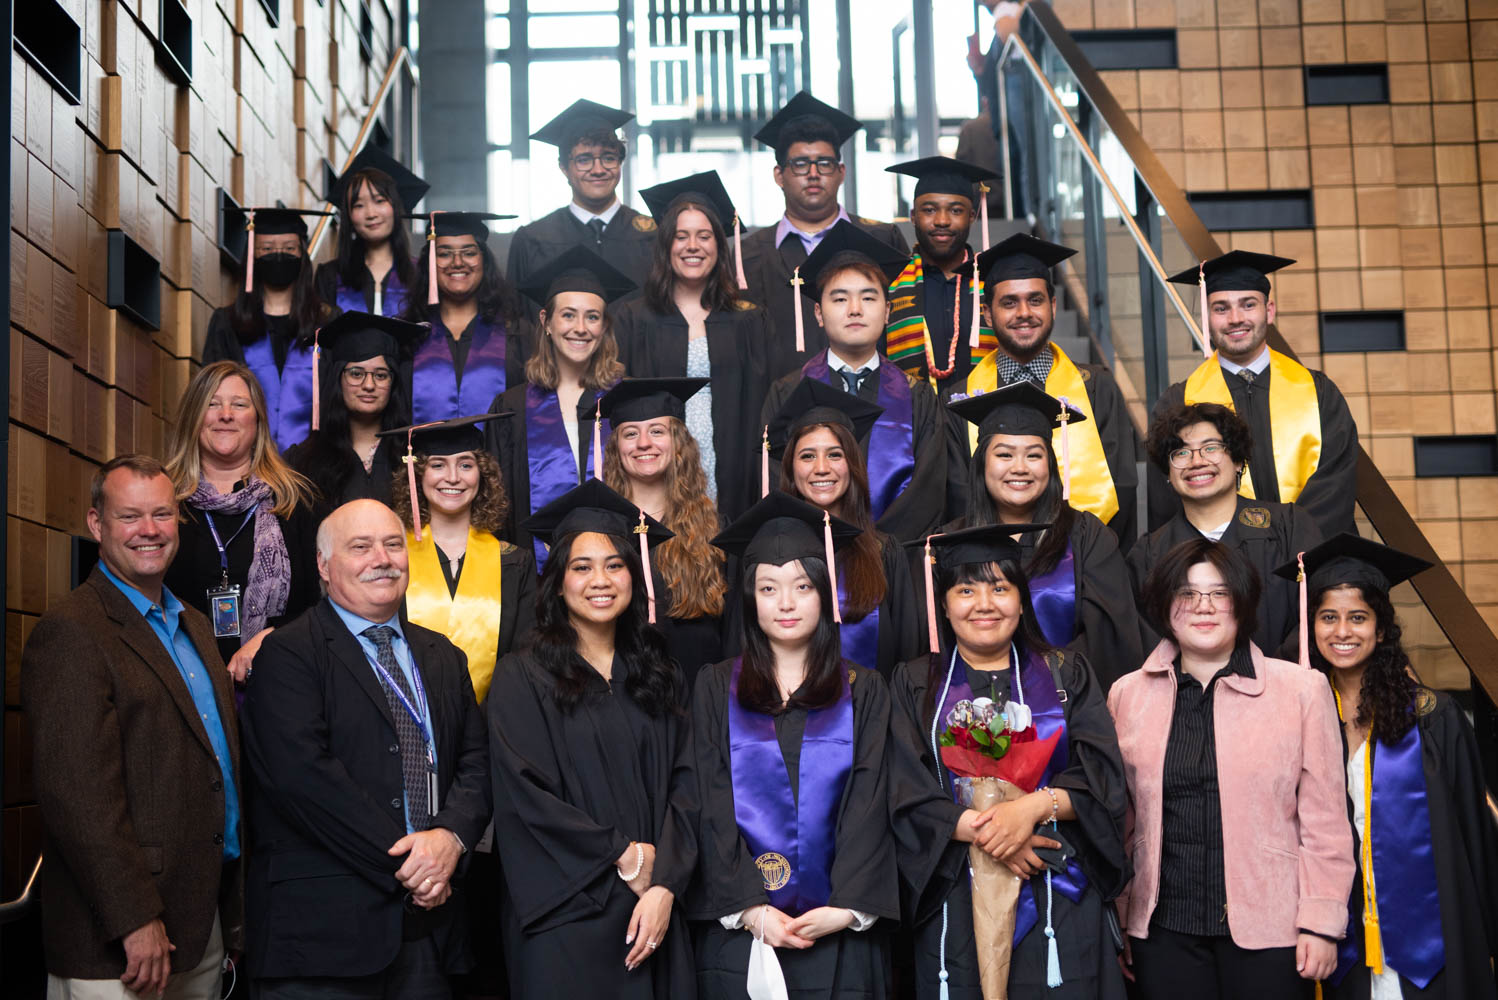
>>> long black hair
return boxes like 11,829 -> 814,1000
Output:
288,352 -> 411,509
400,239 -> 524,329
736,555 -> 846,715
964,432 -> 1077,577
335,168 -> 417,291
229,236 -> 332,344
532,531 -> 682,716
1308,581 -> 1418,744
921,556 -> 1055,730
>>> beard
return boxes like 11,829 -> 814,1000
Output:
992,319 -> 1053,362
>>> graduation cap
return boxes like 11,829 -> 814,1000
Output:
517,244 -> 637,310
409,211 -> 519,305
948,381 -> 1087,502
908,523 -> 1050,652
310,311 -> 426,431
1273,532 -> 1432,668
521,477 -> 674,622
712,491 -> 861,622
529,99 -> 635,151
329,145 -> 430,214
797,219 -> 910,296
965,232 -> 1077,287
238,207 -> 333,294
639,171 -> 749,290
764,377 -> 884,480
888,155 -> 1003,253
598,377 -> 708,426
380,413 -> 512,542
753,91 -> 863,159
1166,250 -> 1295,359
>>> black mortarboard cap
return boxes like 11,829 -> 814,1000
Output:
1166,250 -> 1295,296
754,91 -> 863,155
798,219 -> 911,294
409,211 -> 517,242
712,491 -> 861,568
639,170 -> 738,228
887,155 -> 1000,201
947,380 -> 1087,440
521,478 -> 673,548
517,244 -> 637,307
245,206 -> 334,240
913,523 -> 1052,571
1273,532 -> 1433,596
379,412 -> 512,457
965,232 -> 1077,286
330,145 -> 430,214
529,99 -> 635,149
317,311 -> 427,365
598,377 -> 708,425
766,377 -> 884,458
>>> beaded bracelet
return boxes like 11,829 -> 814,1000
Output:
1043,786 -> 1059,823
617,841 -> 645,882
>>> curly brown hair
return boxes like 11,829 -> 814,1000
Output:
603,417 -> 726,619
390,448 -> 510,535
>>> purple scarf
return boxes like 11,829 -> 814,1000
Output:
525,385 -> 608,566
411,318 -> 511,424
242,336 -> 316,453
188,477 -> 291,642
803,352 -> 915,519
837,567 -> 880,673
1027,542 -> 1077,647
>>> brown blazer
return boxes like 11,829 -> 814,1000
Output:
21,566 -> 245,979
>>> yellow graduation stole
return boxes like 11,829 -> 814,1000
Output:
405,527 -> 504,702
965,343 -> 1120,525
1183,349 -> 1321,503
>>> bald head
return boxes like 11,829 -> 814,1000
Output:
317,500 -> 409,622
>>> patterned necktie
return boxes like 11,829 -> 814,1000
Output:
362,625 -> 431,830
587,217 -> 606,245
1237,370 -> 1257,386
840,368 -> 865,397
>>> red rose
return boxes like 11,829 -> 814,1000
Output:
1009,725 -> 1037,744
952,726 -> 980,751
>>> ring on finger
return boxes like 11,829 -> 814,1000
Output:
646,941 -> 657,949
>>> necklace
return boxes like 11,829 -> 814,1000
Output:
924,249 -> 970,380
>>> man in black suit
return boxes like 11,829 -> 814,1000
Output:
241,499 -> 489,997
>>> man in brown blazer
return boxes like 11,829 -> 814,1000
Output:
22,454 -> 243,1000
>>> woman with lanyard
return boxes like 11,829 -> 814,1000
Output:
399,210 -> 531,425
203,206 -> 341,452
688,491 -> 904,998
163,361 -> 321,681
743,377 -> 921,680
611,170 -> 772,520
888,524 -> 1130,999
486,479 -> 696,996
284,311 -> 423,514
486,245 -> 632,562
599,377 -> 729,688
1274,535 -> 1498,1000
946,381 -> 1143,692
315,145 -> 428,317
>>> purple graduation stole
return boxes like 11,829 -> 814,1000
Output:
334,268 -> 409,318
1027,542 -> 1077,648
525,385 -> 608,566
837,567 -> 880,673
803,352 -> 915,519
411,318 -> 511,424
242,335 -> 316,452
728,659 -> 854,918
1332,720 -> 1445,987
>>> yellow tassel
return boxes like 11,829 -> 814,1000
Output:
1336,687 -> 1384,975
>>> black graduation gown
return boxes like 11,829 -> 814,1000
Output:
881,246 -> 990,397
737,216 -> 912,380
162,494 -> 322,665
612,296 -> 774,521
313,258 -> 416,316
506,204 -> 657,310
283,434 -> 397,517
941,359 -> 1141,548
404,310 -> 533,422
1148,363 -> 1359,539
651,576 -> 724,694
484,381 -> 605,553
486,651 -> 698,998
1325,691 -> 1498,1000
686,659 -> 900,999
887,649 -> 1131,1000
202,308 -> 299,367
759,357 -> 946,544
1126,495 -> 1322,656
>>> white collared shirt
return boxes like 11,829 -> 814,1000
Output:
826,347 -> 880,376
1218,346 -> 1271,377
569,199 -> 622,228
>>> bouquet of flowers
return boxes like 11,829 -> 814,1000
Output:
939,697 -> 1060,1000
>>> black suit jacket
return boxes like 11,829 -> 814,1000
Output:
240,598 -> 490,979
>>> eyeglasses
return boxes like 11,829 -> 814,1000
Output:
784,156 -> 840,176
343,366 -> 393,386
570,152 -> 623,170
1168,441 -> 1228,468
1174,588 -> 1233,609
434,246 -> 482,265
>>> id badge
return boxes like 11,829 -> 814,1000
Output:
207,583 -> 242,638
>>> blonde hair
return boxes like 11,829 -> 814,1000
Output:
603,417 -> 726,619
523,294 -> 626,391
164,360 -> 314,518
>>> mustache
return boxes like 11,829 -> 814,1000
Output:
358,566 -> 403,582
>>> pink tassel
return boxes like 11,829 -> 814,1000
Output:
1297,551 -> 1310,669
978,183 -> 991,250
923,535 -> 940,654
1058,397 -> 1072,502
637,510 -> 657,624
792,266 -> 806,353
823,510 -> 841,624
427,211 -> 443,306
761,425 -> 770,498
405,428 -> 423,542
1197,261 -> 1212,360
244,210 -> 256,294
734,214 -> 748,291
311,327 -> 322,432
969,258 -> 982,351
592,400 -> 602,480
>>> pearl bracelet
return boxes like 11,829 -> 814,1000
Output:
617,841 -> 645,882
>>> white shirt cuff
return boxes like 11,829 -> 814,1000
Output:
846,908 -> 877,932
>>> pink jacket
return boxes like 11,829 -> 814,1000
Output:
1106,640 -> 1354,948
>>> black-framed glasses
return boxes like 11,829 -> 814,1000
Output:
785,156 -> 840,176
1167,441 -> 1228,468
343,366 -> 393,386
570,152 -> 623,170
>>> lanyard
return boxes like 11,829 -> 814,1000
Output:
204,507 -> 257,575
364,634 -> 434,753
